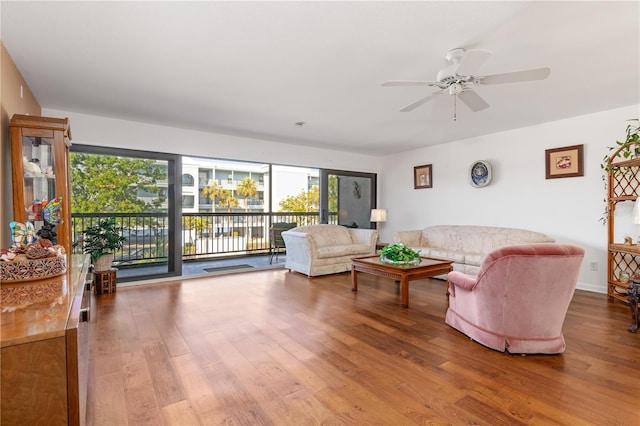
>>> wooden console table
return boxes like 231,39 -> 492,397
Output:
1,255 -> 92,425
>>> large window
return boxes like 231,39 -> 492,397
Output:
69,150 -> 375,282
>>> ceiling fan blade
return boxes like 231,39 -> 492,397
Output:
480,67 -> 550,85
400,91 -> 443,112
382,80 -> 439,87
455,49 -> 492,76
458,90 -> 490,112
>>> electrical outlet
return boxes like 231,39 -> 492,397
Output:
590,261 -> 598,271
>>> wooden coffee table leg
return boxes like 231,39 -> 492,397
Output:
351,266 -> 358,292
401,276 -> 409,308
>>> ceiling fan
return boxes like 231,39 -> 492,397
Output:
382,48 -> 550,119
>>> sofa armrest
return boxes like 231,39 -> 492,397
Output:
282,231 -> 318,264
394,230 -> 422,247
349,229 -> 378,251
447,271 -> 478,291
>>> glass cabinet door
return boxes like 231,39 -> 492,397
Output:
20,134 -> 57,221
10,115 -> 71,252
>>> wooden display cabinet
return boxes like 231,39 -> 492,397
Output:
606,148 -> 640,304
10,114 -> 72,253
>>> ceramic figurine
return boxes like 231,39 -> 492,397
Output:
23,156 -> 44,176
37,222 -> 58,245
8,221 -> 37,246
42,197 -> 63,225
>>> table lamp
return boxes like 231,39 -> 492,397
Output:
370,208 -> 387,228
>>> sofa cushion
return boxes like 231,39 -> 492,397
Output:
317,244 -> 371,259
411,247 -> 431,258
299,224 -> 353,247
421,225 -> 553,254
465,253 -> 483,267
429,249 -> 466,264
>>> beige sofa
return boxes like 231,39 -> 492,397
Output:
282,224 -> 378,276
395,225 -> 554,276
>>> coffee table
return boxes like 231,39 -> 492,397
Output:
351,255 -> 453,308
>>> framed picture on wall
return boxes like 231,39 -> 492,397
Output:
414,164 -> 432,189
545,144 -> 584,179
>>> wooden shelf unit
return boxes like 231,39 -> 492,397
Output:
606,147 -> 640,304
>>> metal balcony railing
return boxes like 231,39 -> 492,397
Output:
71,212 -> 336,269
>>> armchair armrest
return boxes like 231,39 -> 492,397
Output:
394,230 -> 422,247
349,229 -> 378,251
447,271 -> 478,291
281,230 -> 318,264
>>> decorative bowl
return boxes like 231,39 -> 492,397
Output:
380,255 -> 421,266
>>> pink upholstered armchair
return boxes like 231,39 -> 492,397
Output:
445,244 -> 584,354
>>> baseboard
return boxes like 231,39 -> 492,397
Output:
576,281 -> 606,294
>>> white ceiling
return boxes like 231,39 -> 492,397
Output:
1,1 -> 639,155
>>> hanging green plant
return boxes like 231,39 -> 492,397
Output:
601,120 -> 640,168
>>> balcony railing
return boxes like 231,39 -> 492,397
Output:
71,212 -> 336,269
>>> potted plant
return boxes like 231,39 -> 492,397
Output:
81,217 -> 126,271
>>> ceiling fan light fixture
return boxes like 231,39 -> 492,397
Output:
449,83 -> 463,95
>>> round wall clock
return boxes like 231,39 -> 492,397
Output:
469,160 -> 492,187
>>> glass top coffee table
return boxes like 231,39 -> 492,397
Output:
351,255 -> 453,308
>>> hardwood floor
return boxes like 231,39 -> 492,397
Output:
87,270 -> 639,425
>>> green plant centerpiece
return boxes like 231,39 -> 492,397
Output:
80,217 -> 126,262
380,243 -> 421,265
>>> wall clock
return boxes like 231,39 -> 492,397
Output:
469,160 -> 492,187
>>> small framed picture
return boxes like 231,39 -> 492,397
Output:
545,144 -> 584,179
414,164 -> 432,189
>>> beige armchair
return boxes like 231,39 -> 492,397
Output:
282,224 -> 378,277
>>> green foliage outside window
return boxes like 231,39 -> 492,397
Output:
236,177 -> 258,212
70,153 -> 166,213
277,176 -> 338,213
279,186 -> 319,212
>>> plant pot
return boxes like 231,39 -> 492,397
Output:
94,254 -> 114,272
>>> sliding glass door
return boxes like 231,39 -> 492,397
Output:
70,145 -> 181,281
320,170 -> 377,228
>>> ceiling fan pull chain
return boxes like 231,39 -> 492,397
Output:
453,95 -> 457,121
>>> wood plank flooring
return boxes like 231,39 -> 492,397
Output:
87,270 -> 639,425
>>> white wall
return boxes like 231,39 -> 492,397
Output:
379,104 -> 640,293
43,109 -> 382,173
45,105 -> 640,293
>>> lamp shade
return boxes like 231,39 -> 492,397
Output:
370,208 -> 387,222
633,199 -> 640,224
